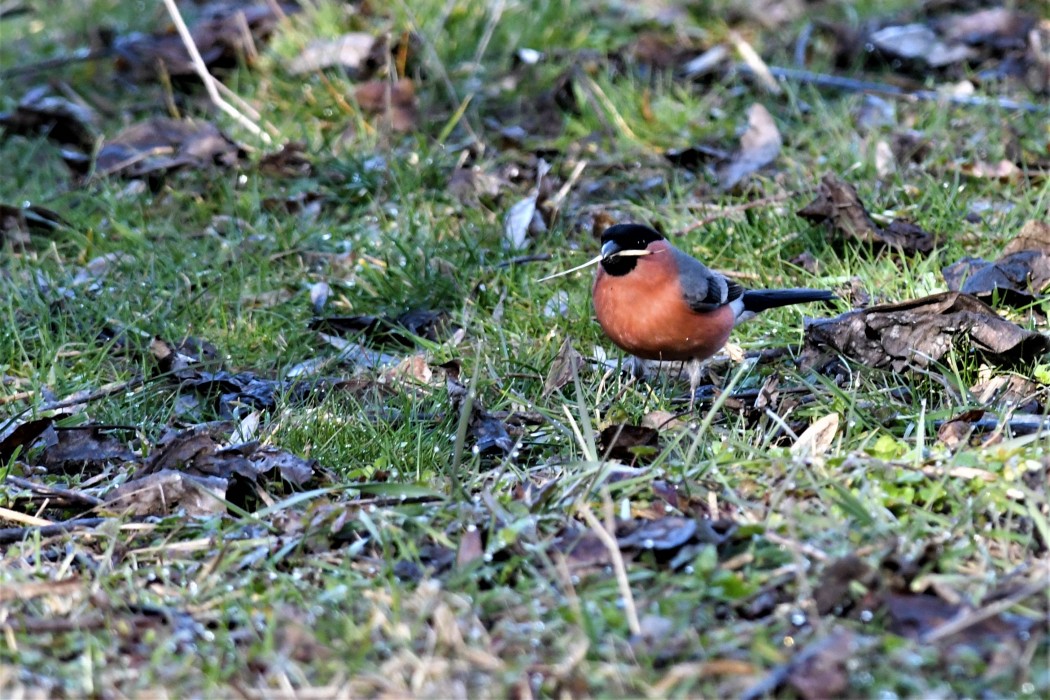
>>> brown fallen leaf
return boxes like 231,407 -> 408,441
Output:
258,141 -> 313,177
40,426 -> 138,474
797,173 -> 937,254
814,555 -> 875,616
1004,219 -> 1050,255
617,516 -> 697,551
869,23 -> 976,68
802,292 -> 1050,371
92,117 -> 242,180
354,78 -> 418,133
543,338 -> 585,397
0,87 -> 99,151
936,409 -> 986,450
286,33 -> 380,77
882,592 -> 1031,647
942,219 -> 1050,306
942,251 -> 1050,306
717,103 -> 782,191
103,469 -> 227,517
442,361 -> 513,456
114,2 -> 295,81
790,413 -> 840,459
598,423 -> 660,465
785,629 -> 856,700
456,528 -> 483,569
0,203 -> 69,249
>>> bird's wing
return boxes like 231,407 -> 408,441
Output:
672,249 -> 744,312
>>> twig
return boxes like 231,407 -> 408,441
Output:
549,159 -> 589,211
923,578 -> 1048,643
5,476 -> 104,509
576,498 -> 641,635
40,375 -> 147,412
729,31 -> 781,95
741,63 -> 1047,114
160,0 -> 273,144
0,517 -> 106,545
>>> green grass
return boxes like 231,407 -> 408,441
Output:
1,0 -> 1048,697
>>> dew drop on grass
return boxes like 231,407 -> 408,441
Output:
642,539 -> 654,549
483,553 -> 493,562
860,609 -> 873,622
790,611 -> 806,626
467,523 -> 477,532
1022,683 -> 1035,694
684,566 -> 694,574
530,638 -> 540,648
877,690 -> 899,700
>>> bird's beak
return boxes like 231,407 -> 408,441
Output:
600,240 -> 622,260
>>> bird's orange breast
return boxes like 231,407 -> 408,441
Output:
593,254 -> 735,362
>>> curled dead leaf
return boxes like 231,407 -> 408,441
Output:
803,292 -> 1050,371
798,173 -> 937,254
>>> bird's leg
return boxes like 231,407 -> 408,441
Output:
687,359 -> 703,412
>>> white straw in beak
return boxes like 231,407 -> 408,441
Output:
536,249 -> 656,283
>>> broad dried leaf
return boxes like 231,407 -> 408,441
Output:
598,423 -> 660,465
806,291 -> 1045,371
1,204 -> 69,249
354,79 -> 418,132
503,160 -> 551,250
114,3 -> 294,81
0,87 -> 98,151
38,426 -> 138,474
0,416 -> 60,464
543,338 -> 585,397
869,23 -> 976,68
103,469 -> 227,517
287,33 -> 378,76
617,516 -> 697,550
803,292 -> 1050,371
93,118 -> 242,179
814,555 -> 874,615
936,409 -> 986,450
790,413 -> 840,459
942,251 -> 1050,306
798,173 -> 936,254
786,629 -> 856,700
442,362 -> 513,456
717,103 -> 782,190
258,142 -> 313,177
882,592 -> 1031,646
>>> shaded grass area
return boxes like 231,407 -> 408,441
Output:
1,0 -> 1048,696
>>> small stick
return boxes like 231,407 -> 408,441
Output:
5,476 -> 104,508
577,498 -> 641,635
160,0 -> 273,143
0,517 -> 106,545
744,63 -> 1047,114
922,578 -> 1048,643
730,31 -> 781,95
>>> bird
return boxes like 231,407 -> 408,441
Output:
591,223 -> 835,407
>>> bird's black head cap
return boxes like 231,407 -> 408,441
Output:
599,224 -> 664,276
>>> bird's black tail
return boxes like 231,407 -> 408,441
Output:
741,288 -> 836,313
